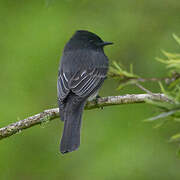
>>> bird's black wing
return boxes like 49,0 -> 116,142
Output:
57,67 -> 107,104
58,49 -> 108,101
68,67 -> 107,98
57,71 -> 70,101
57,70 -> 72,121
58,68 -> 107,100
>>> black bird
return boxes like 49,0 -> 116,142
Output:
57,30 -> 113,154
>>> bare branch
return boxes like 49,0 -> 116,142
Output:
0,93 -> 168,141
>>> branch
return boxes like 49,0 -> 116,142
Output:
0,93 -> 168,140
109,72 -> 180,85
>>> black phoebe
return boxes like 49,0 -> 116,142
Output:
57,30 -> 113,154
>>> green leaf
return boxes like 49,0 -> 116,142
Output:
173,118 -> 180,122
146,98 -> 177,110
145,109 -> 179,121
156,57 -> 169,64
170,133 -> 180,142
110,61 -> 139,78
162,50 -> 180,59
173,34 -> 180,46
159,82 -> 167,94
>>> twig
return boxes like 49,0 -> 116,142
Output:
135,83 -> 153,95
0,93 -> 169,141
108,72 -> 180,85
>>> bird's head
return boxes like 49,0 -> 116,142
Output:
64,30 -> 113,51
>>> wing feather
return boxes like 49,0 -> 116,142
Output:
57,72 -> 70,100
58,67 -> 107,101
69,68 -> 107,98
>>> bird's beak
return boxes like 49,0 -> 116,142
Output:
103,41 -> 113,46
97,41 -> 113,47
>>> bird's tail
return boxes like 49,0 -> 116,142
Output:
60,96 -> 86,154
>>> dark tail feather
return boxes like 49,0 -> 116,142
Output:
58,99 -> 65,121
60,98 -> 85,154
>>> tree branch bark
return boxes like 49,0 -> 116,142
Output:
0,93 -> 168,140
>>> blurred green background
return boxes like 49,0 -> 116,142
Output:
0,0 -> 180,179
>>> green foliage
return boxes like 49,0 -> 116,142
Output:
170,133 -> 180,142
146,35 -> 180,141
110,35 -> 180,142
109,61 -> 139,89
109,61 -> 138,79
152,36 -> 180,107
157,40 -> 180,73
